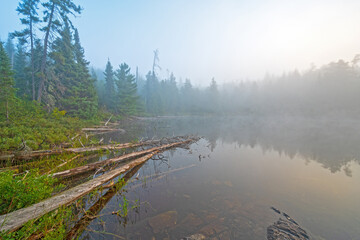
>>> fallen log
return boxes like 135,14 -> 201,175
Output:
0,153 -> 156,233
51,138 -> 196,179
81,127 -> 124,132
65,162 -> 144,240
1,139 -> 163,161
0,137 -> 198,233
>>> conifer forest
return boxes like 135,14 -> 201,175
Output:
1,1 -> 360,239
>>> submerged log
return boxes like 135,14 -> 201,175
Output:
267,208 -> 310,240
0,153 -> 156,233
52,139 -> 196,179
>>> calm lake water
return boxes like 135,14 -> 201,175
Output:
79,116 -> 360,240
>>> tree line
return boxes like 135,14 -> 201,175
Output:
2,0 -> 360,122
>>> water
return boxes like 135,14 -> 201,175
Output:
78,116 -> 360,239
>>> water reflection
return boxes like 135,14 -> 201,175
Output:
79,117 -> 360,240
107,116 -> 360,175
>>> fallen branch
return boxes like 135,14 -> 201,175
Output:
45,155 -> 81,175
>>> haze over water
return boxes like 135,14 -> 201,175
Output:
80,117 -> 360,240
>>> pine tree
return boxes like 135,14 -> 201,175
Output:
12,0 -> 40,100
114,63 -> 139,115
0,42 -> 16,121
103,59 -> 116,111
14,42 -> 30,98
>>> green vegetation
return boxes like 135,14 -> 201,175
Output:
0,169 -> 61,215
0,206 -> 72,240
0,100 -> 95,152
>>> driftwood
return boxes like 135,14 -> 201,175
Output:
51,139 -> 196,179
0,153 -> 156,233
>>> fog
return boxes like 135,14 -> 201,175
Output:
2,0 -> 360,85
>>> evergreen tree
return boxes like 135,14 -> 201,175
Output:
103,59 -> 116,111
181,78 -> 193,112
51,22 -> 97,117
37,0 -> 82,103
14,42 -> 29,98
49,22 -> 74,111
4,34 -> 15,68
143,71 -> 162,114
12,0 -> 40,100
0,42 -> 16,121
206,78 -> 219,113
114,63 -> 139,115
72,28 -> 98,118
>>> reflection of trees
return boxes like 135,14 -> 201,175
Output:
120,116 -> 360,174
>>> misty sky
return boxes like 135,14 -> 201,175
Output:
1,0 -> 360,85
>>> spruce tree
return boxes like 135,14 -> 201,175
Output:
14,42 -> 29,98
115,63 -> 139,115
4,34 -> 15,68
103,59 -> 116,111
50,22 -> 76,114
72,29 -> 98,118
37,0 -> 82,103
0,42 -> 16,121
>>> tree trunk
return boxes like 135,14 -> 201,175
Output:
37,2 -> 55,103
6,99 -> 9,121
30,18 -> 35,101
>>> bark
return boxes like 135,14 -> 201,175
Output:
30,18 -> 35,101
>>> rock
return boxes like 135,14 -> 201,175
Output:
267,218 -> 310,240
199,218 -> 226,237
180,213 -> 204,229
181,233 -> 206,240
148,210 -> 178,234
204,213 -> 218,223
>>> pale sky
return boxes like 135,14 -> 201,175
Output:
1,0 -> 360,85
